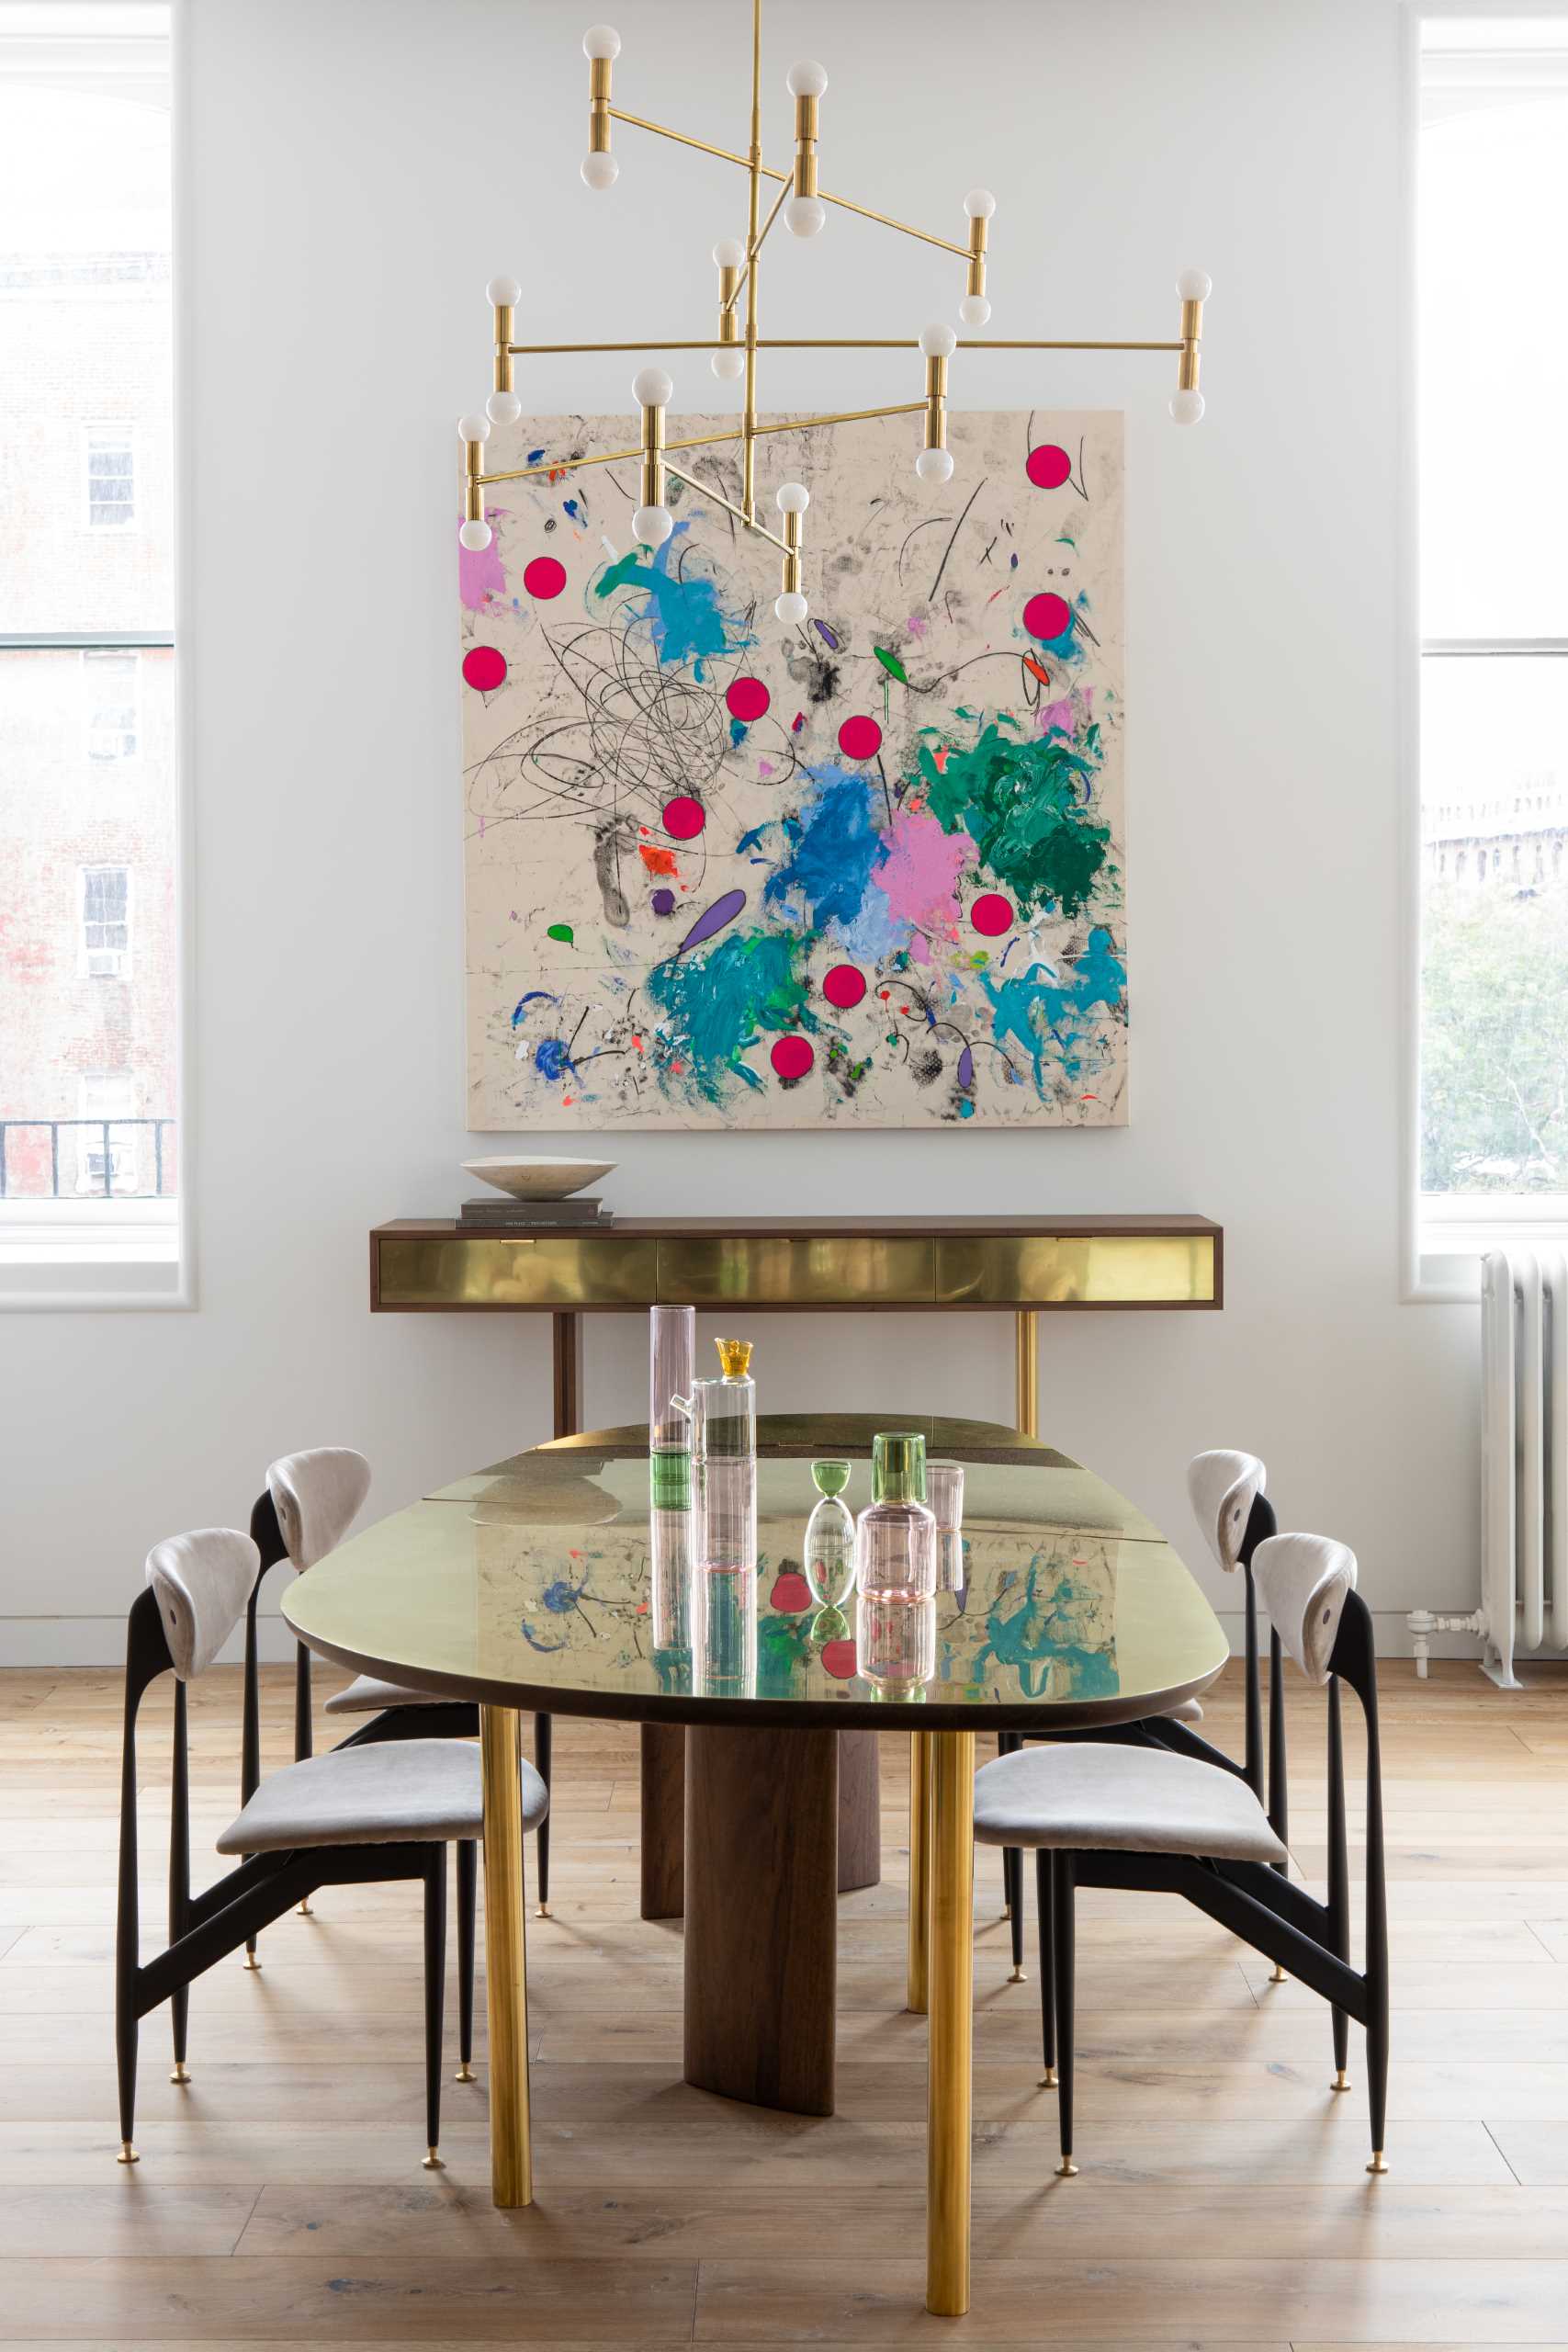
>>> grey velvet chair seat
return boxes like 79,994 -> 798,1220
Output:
216,1738 -> 548,1855
323,1673 -> 453,1715
973,1740 -> 1288,1866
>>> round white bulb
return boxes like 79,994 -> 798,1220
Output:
632,503 -> 673,546
711,346 -> 746,381
457,413 -> 491,444
486,389 -> 524,425
712,237 -> 746,270
919,322 -> 957,359
581,150 -> 619,191
1177,266 -> 1213,302
631,365 -> 672,409
459,518 -> 492,551
775,481 -> 809,514
957,294 -> 990,329
916,447 -> 954,484
582,23 -> 621,59
963,187 -> 997,220
785,57 -> 828,96
486,275 -> 522,309
1169,388 -> 1205,425
785,196 -> 827,238
775,590 -> 809,624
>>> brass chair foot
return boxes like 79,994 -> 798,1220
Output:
455,2063 -> 477,2083
423,2147 -> 445,2170
1331,2069 -> 1351,2093
242,1951 -> 262,1972
1038,2067 -> 1058,2088
536,1901 -> 551,1918
297,1900 -> 311,1917
1008,1964 -> 1027,1984
1268,1966 -> 1288,1984
117,2141 -> 139,2165
1367,2150 -> 1389,2176
169,2063 -> 190,2086
1055,2157 -> 1078,2177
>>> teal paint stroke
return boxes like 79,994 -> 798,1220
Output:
644,925 -> 813,1105
592,522 -> 750,679
979,928 -> 1125,1097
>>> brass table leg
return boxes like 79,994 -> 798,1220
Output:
926,1728 -> 975,2318
480,1705 -> 532,2208
1014,1307 -> 1040,1438
907,1731 -> 932,2013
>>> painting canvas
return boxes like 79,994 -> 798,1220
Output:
461,407 -> 1125,1129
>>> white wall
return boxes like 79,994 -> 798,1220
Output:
1,0 -> 1481,1666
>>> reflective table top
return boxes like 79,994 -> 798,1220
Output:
283,1416 -> 1227,1731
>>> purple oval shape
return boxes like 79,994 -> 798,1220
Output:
678,887 -> 747,955
957,1044 -> 975,1091
813,619 -> 841,650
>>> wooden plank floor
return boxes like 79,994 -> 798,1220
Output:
4,1658 -> 1568,2344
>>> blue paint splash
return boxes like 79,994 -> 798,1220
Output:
978,928 -> 1125,1096
762,765 -> 882,937
593,523 -> 749,679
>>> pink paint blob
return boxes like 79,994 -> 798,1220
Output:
662,795 -> 705,840
1039,684 -> 1092,738
823,963 -> 867,1011
523,555 -> 567,601
771,1035 -> 815,1081
462,645 -> 506,692
872,810 -> 975,965
1023,591 -> 1072,641
820,1637 -> 857,1679
771,1569 -> 812,1613
458,518 -> 507,611
1025,443 -> 1072,490
970,891 -> 1014,937
727,674 -> 770,722
837,714 -> 883,761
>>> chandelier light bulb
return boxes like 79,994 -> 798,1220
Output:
775,481 -> 810,514
711,347 -> 746,381
963,187 -> 997,220
775,590 -> 809,623
632,366 -> 673,408
457,413 -> 491,444
458,518 -> 492,551
1177,266 -> 1213,302
712,237 -> 746,269
919,322 -> 956,359
581,149 -> 619,191
582,23 -> 621,59
785,196 -> 827,238
786,57 -> 829,96
633,503 -> 673,546
1169,388 -> 1205,424
957,294 -> 990,329
915,447 -> 954,484
486,275 -> 522,309
486,390 -> 524,425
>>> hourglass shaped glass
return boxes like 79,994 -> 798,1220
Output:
805,1458 -> 854,1606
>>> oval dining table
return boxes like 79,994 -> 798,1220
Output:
283,1411 -> 1227,2319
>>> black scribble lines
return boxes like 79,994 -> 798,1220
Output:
928,478 -> 987,603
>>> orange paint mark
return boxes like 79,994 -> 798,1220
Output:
562,1095 -> 575,1106
986,586 -> 1007,605
931,745 -> 949,773
1022,653 -> 1052,686
639,844 -> 680,876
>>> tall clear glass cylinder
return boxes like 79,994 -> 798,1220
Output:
649,1305 -> 696,1506
689,1339 -> 756,1576
925,1460 -> 965,1593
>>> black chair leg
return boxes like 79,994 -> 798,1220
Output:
1005,1844 -> 1025,1979
1034,1848 -> 1055,2086
535,1712 -> 552,1917
115,1992 -> 139,2165
423,1849 -> 446,2168
1052,1851 -> 1077,2176
456,1838 -> 477,2082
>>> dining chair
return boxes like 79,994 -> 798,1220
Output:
973,1530 -> 1389,2177
116,1526 -> 548,2169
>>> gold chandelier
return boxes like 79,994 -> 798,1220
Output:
457,1 -> 1210,620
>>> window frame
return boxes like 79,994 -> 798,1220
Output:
82,645 -> 141,765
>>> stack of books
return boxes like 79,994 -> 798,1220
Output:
457,1194 -> 614,1230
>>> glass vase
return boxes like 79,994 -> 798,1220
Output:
857,1592 -> 936,1696
854,1429 -> 936,1600
925,1459 -> 965,1593
649,1305 -> 696,1511
805,1458 -> 854,1606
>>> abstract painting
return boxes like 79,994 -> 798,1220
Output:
461,407 -> 1125,1128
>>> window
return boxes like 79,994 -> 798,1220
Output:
85,423 -> 135,528
80,865 -> 130,978
1418,17 -> 1568,1246
0,6 -> 179,1296
83,649 -> 140,762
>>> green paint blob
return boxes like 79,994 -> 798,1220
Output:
645,927 -> 813,1104
919,720 -> 1110,921
874,645 -> 908,686
547,922 -> 574,944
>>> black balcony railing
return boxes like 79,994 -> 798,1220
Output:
0,1119 -> 176,1200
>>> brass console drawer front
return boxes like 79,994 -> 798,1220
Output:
378,1234 -> 658,1308
656,1233 -> 935,1306
937,1233 -> 1216,1306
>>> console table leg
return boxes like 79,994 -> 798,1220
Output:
1014,1307 -> 1040,1438
551,1310 -> 581,1439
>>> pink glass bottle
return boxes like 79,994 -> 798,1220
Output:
854,1430 -> 936,1599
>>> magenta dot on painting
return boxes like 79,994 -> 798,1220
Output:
522,556 -> 567,601
971,892 -> 1014,936
771,1035 -> 815,1080
823,963 -> 866,1010
821,1637 -> 857,1680
650,888 -> 676,916
1023,591 -> 1072,641
771,1569 -> 812,1613
727,675 -> 770,722
662,795 -> 705,841
461,646 -> 506,692
837,714 -> 883,761
1025,443 -> 1072,490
